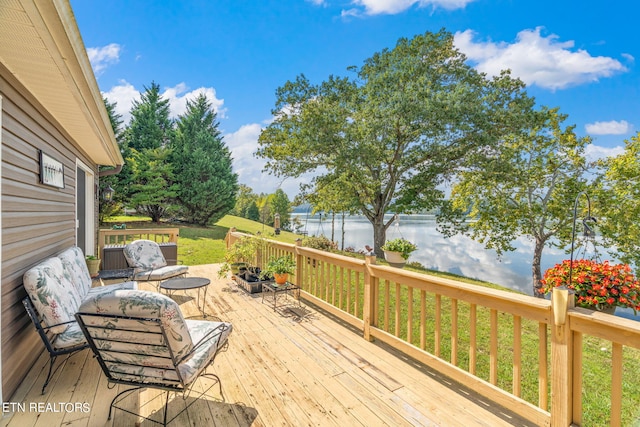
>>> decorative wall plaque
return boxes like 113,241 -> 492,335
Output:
40,151 -> 65,188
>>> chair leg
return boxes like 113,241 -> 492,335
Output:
41,355 -> 57,394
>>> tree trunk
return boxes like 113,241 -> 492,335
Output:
372,216 -> 387,258
532,237 -> 545,298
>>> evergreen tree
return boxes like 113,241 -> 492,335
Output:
129,147 -> 178,223
269,189 -> 292,229
126,82 -> 172,151
125,82 -> 177,222
233,184 -> 259,218
172,94 -> 238,225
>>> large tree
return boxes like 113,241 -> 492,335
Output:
172,94 -> 238,225
257,30 -> 533,257
126,82 -> 172,151
438,107 -> 592,296
99,97 -> 127,222
597,132 -> 640,270
128,147 -> 178,223
126,82 -> 176,222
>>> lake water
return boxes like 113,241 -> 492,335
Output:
292,212 -> 640,321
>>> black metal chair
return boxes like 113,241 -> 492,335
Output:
22,297 -> 89,394
75,289 -> 232,426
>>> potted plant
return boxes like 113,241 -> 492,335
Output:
381,237 -> 417,268
218,236 -> 261,278
85,255 -> 101,278
261,255 -> 296,285
539,259 -> 640,314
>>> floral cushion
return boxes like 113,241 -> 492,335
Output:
178,319 -> 232,385
123,240 -> 169,273
76,289 -> 232,388
77,289 -> 194,362
132,265 -> 188,281
51,322 -> 86,350
58,246 -> 92,299
23,257 -> 84,334
23,246 -> 138,336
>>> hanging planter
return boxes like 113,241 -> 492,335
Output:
381,238 -> 417,268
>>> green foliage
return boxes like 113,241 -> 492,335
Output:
381,237 -> 417,259
269,189 -> 292,229
125,81 -> 172,151
172,94 -> 238,225
125,82 -> 176,223
262,255 -> 296,275
232,184 -> 260,219
301,235 -> 338,251
597,132 -> 640,271
129,147 -> 179,223
438,107 -> 592,295
257,30 -> 533,257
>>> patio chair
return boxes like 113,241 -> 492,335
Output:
123,239 -> 188,288
75,289 -> 233,426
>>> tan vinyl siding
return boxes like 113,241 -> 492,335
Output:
0,71 -> 96,399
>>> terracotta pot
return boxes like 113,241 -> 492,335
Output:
273,273 -> 289,285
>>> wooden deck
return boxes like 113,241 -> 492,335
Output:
1,264 -> 536,427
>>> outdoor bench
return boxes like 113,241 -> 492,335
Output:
22,246 -> 137,393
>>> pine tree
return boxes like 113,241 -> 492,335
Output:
172,94 -> 238,225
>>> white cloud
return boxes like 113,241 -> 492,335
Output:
223,124 -> 301,196
585,120 -> 631,135
102,80 -> 140,124
349,0 -> 474,15
454,28 -> 627,90
102,81 -> 226,125
161,83 -> 226,119
87,43 -> 121,75
584,144 -> 624,162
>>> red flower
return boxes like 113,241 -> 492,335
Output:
540,259 -> 640,313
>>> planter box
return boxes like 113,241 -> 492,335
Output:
233,275 -> 274,294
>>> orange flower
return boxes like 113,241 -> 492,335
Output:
540,259 -> 640,314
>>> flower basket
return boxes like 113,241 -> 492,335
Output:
540,259 -> 640,314
381,238 -> 417,268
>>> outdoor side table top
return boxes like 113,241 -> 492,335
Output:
160,277 -> 210,317
261,282 -> 300,311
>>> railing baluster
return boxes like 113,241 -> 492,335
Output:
490,308 -> 498,385
420,289 -> 426,350
539,323 -> 548,411
611,342 -> 623,426
451,298 -> 458,366
513,315 -> 522,397
469,303 -> 477,375
407,287 -> 413,343
435,294 -> 441,357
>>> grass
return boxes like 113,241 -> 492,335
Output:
102,214 -> 640,426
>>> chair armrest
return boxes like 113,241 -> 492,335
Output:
177,323 -> 230,364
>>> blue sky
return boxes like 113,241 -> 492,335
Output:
71,0 -> 638,196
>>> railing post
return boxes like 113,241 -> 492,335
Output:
550,287 -> 575,427
363,255 -> 377,342
225,227 -> 236,249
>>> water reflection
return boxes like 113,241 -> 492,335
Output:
294,213 -> 639,321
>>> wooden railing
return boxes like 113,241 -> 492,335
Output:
98,228 -> 179,252
227,230 -> 640,427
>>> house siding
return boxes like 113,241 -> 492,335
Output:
0,70 -> 97,399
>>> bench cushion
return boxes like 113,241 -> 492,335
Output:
58,246 -> 92,299
23,257 -> 84,334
